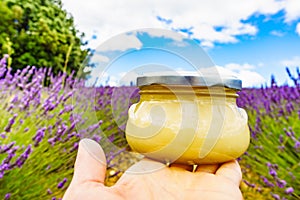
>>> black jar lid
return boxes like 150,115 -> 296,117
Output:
137,75 -> 242,90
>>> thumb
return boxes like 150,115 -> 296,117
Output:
72,138 -> 107,185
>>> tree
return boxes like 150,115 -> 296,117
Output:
0,0 -> 89,75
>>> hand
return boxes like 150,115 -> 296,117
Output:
63,139 -> 243,200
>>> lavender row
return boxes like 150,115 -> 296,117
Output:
237,69 -> 300,199
0,55 -> 138,199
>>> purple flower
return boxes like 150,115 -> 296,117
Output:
48,138 -> 56,146
32,127 -> 46,146
261,176 -> 274,187
0,141 -> 16,153
92,134 -> 102,143
279,135 -> 283,144
46,165 -> 51,170
0,133 -> 6,139
88,123 -> 100,133
269,168 -> 277,177
285,187 -> 294,194
4,193 -> 11,200
284,127 -> 295,138
294,141 -> 300,150
70,142 -> 79,152
285,102 -> 294,114
271,193 -> 280,200
0,163 -> 10,172
243,180 -> 255,188
62,91 -> 73,102
13,144 -> 32,168
10,95 -> 19,104
4,114 -> 18,132
57,178 -> 67,189
276,179 -> 287,188
47,188 -> 52,195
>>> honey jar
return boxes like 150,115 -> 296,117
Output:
125,75 -> 250,164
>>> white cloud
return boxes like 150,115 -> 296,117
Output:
221,63 -> 266,87
95,33 -> 143,52
270,30 -> 284,37
90,53 -> 110,63
224,63 -> 255,71
281,56 -> 300,67
98,64 -> 265,87
136,29 -> 184,41
237,70 -> 267,87
283,0 -> 300,22
296,23 -> 300,36
62,0 -> 299,49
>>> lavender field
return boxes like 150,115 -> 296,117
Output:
0,54 -> 299,200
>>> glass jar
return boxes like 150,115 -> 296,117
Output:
125,75 -> 250,164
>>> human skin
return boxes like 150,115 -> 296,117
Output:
62,139 -> 243,200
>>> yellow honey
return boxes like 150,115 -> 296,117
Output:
125,76 -> 250,164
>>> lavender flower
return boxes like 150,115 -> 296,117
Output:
0,133 -> 6,139
92,134 -> 102,143
13,144 -> 32,168
271,193 -> 280,200
32,127 -> 46,146
4,114 -> 17,132
0,142 -> 16,153
57,178 -> 68,189
48,138 -> 56,146
243,180 -> 256,188
269,168 -> 277,177
285,187 -> 294,194
47,188 -> 52,195
294,140 -> 300,150
70,142 -> 79,152
279,135 -> 283,144
261,176 -> 274,187
4,193 -> 11,200
0,163 -> 10,178
0,54 -> 9,67
276,179 -> 287,188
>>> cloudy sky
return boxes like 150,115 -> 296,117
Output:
62,0 -> 300,87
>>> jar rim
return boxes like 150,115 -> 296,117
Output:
137,75 -> 242,90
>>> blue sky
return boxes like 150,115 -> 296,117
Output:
62,0 -> 300,87
209,11 -> 300,84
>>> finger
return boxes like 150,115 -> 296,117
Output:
169,163 -> 194,172
215,160 -> 242,186
195,164 -> 219,174
72,138 -> 107,185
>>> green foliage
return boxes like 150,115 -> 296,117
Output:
0,0 -> 88,74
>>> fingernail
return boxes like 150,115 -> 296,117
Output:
80,138 -> 107,166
